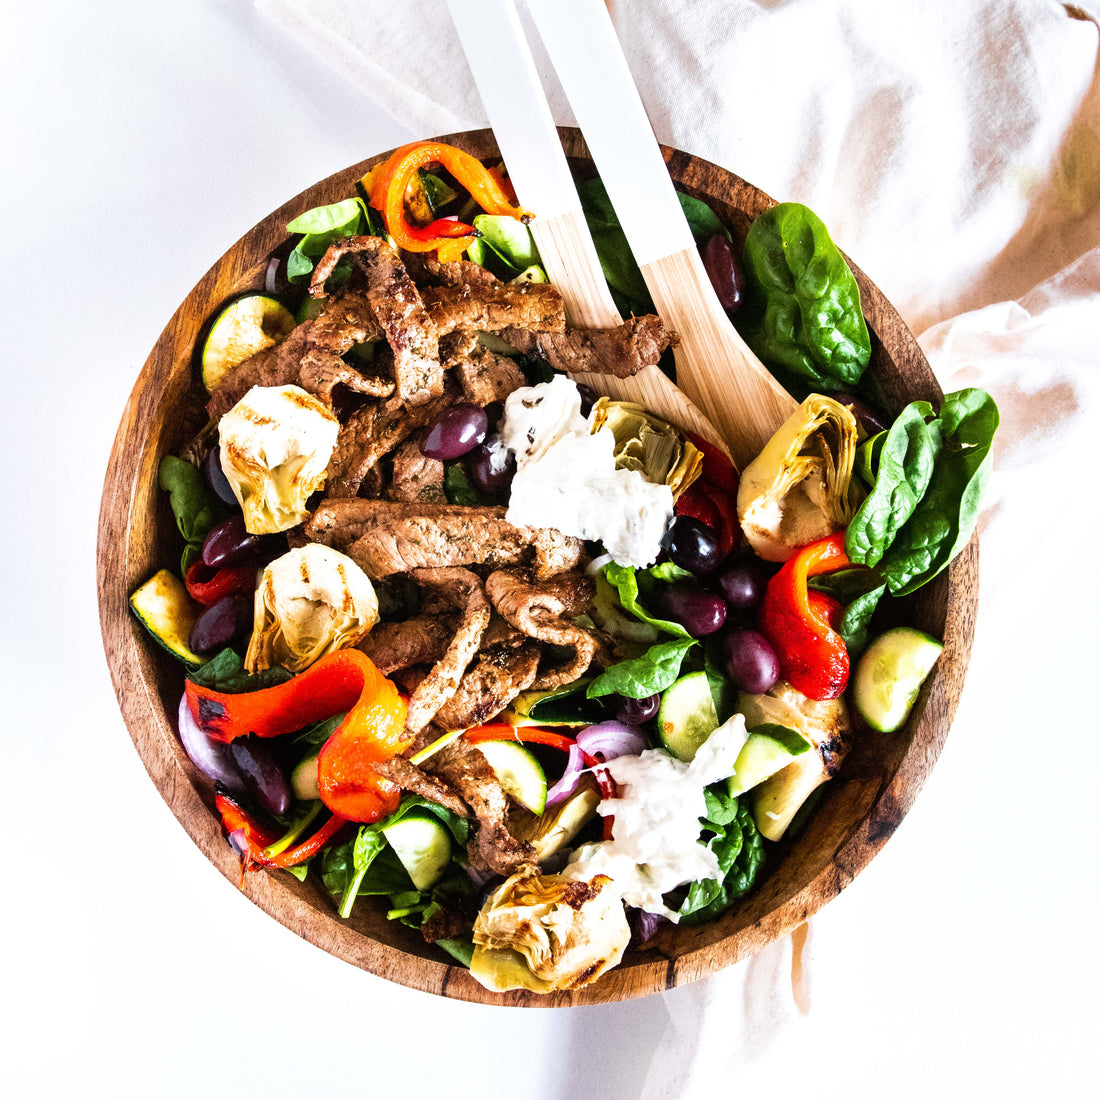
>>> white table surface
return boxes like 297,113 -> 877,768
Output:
4,3 -> 1098,1097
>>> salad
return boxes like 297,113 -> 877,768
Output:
129,140 -> 997,994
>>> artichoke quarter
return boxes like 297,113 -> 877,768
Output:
736,394 -> 860,561
589,397 -> 703,501
470,867 -> 629,993
245,544 -> 379,675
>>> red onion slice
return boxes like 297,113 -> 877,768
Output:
265,257 -> 281,296
177,693 -> 246,792
585,552 -> 614,577
577,721 -> 646,762
635,909 -> 662,943
545,742 -> 587,807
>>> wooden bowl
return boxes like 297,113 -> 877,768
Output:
97,128 -> 978,1006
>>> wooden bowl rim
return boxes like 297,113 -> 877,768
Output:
97,127 -> 978,1007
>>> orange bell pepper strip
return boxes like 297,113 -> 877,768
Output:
758,531 -> 851,701
186,650 -> 411,823
368,141 -> 532,263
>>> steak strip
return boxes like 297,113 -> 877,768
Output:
404,568 -> 491,735
485,569 -> 600,690
422,283 -> 565,337
501,314 -> 673,378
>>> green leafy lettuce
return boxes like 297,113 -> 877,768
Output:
188,648 -> 292,694
285,197 -> 384,287
158,455 -> 225,573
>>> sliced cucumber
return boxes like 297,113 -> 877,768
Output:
658,670 -> 719,762
511,264 -> 548,284
854,627 -> 944,733
381,813 -> 453,891
290,751 -> 320,801
727,724 -> 811,797
752,752 -> 826,842
129,569 -> 203,667
503,682 -> 593,728
474,740 -> 548,814
201,293 -> 295,393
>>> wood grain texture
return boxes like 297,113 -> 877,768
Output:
98,127 -> 979,1007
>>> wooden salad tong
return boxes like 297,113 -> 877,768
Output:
446,0 -> 797,469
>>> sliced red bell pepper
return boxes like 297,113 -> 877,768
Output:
695,480 -> 738,558
674,483 -> 721,533
688,434 -> 740,497
463,724 -> 578,754
184,561 -> 258,607
188,650 -> 410,823
758,531 -> 851,700
369,141 -> 531,263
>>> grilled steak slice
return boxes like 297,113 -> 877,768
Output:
422,283 -> 565,337
486,569 -> 600,689
308,287 -> 384,350
501,314 -> 673,378
404,568 -> 492,734
387,437 -> 446,503
325,386 -> 455,498
402,252 -> 502,290
357,613 -> 455,674
306,500 -> 584,578
422,738 -> 535,875
434,641 -> 541,730
371,755 -> 469,818
311,236 -> 443,406
454,345 -> 527,406
297,349 -> 395,407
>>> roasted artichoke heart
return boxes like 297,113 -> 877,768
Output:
589,397 -> 702,501
470,868 -> 629,993
245,544 -> 379,674
219,384 -> 339,534
736,394 -> 859,561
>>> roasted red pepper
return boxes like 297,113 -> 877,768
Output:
215,791 -> 348,876
758,531 -> 851,700
188,650 -> 410,823
184,561 -> 258,607
689,434 -> 740,497
368,141 -> 531,263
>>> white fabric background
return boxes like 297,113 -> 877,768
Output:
4,1 -> 1099,1096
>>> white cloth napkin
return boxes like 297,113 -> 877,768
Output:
258,0 -> 1100,1088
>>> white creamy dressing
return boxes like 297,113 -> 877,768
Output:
564,715 -> 750,919
497,375 -> 674,568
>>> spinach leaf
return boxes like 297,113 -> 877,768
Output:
577,177 -> 654,314
602,562 -> 691,638
703,634 -> 738,724
740,202 -> 871,390
879,388 -> 998,595
586,638 -> 696,699
443,463 -> 483,506
679,795 -> 765,924
677,192 -> 730,243
158,455 -> 223,571
846,401 -> 940,567
188,648 -> 292,693
435,936 -> 475,967
809,567 -> 887,652
285,197 -> 376,287
291,712 -> 344,750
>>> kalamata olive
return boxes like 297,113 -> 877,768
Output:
718,557 -> 769,610
831,391 -> 889,436
420,403 -> 488,460
662,584 -> 727,636
229,738 -> 292,818
188,593 -> 253,654
202,514 -> 281,569
203,440 -> 237,507
661,516 -> 722,575
723,629 -> 780,694
483,401 -> 505,430
700,234 -> 746,312
575,383 -> 597,417
465,442 -> 516,497
614,693 -> 660,724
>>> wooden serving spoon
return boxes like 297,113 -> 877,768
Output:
524,0 -> 800,470
446,0 -> 734,458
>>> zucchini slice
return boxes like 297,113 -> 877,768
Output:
129,569 -> 204,667
657,671 -> 719,762
201,293 -> 295,394
290,751 -> 321,802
